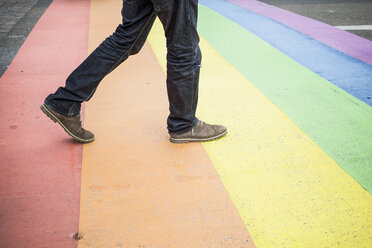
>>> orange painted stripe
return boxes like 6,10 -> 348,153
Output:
0,0 -> 90,247
77,0 -> 255,247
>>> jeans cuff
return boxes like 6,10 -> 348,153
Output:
44,100 -> 79,117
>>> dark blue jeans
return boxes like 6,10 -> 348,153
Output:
45,0 -> 201,134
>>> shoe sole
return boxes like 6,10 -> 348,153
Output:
40,104 -> 95,143
169,130 -> 228,144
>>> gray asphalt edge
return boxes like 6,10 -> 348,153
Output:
0,0 -> 53,78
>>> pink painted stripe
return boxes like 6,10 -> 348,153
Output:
0,0 -> 90,247
228,0 -> 372,66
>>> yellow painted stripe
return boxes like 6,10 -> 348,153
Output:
77,0 -> 256,247
148,19 -> 372,248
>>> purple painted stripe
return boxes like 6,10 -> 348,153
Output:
228,0 -> 372,66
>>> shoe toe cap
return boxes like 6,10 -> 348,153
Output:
215,124 -> 227,134
83,129 -> 95,141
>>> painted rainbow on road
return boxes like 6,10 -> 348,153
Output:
0,0 -> 371,247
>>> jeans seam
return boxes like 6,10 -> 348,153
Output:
186,0 -> 195,123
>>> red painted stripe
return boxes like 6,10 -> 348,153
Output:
0,0 -> 90,247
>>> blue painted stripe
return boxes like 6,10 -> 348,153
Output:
200,0 -> 372,106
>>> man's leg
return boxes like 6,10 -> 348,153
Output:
41,0 -> 156,142
45,0 -> 156,117
154,0 -> 227,142
154,0 -> 201,134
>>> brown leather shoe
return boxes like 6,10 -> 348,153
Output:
169,120 -> 227,143
40,104 -> 95,143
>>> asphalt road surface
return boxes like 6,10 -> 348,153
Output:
0,0 -> 52,77
261,0 -> 372,41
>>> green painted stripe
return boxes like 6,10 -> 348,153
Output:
198,5 -> 372,193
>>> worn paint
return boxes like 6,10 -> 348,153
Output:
148,17 -> 372,248
201,0 -> 372,106
77,0 -> 255,247
197,5 -> 372,194
228,0 -> 372,66
0,0 -> 90,247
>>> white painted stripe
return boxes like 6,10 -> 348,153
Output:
335,25 -> 372,30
